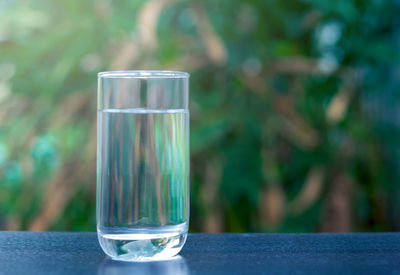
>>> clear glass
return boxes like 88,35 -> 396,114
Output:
96,70 -> 190,261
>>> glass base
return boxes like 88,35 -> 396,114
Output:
98,224 -> 187,261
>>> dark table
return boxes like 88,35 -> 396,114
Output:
0,232 -> 399,274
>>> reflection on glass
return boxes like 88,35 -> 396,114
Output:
97,255 -> 188,275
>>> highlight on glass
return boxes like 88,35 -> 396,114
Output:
96,70 -> 190,261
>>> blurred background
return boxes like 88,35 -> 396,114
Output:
0,0 -> 399,233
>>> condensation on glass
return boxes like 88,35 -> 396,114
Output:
96,71 -> 189,261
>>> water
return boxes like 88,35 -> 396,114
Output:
97,108 -> 189,261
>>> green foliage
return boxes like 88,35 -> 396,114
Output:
0,0 -> 399,232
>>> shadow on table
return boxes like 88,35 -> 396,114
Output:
97,255 -> 188,275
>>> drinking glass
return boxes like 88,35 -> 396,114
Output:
96,70 -> 190,261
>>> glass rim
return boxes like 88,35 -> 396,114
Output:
98,70 -> 189,79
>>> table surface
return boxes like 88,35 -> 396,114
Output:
0,232 -> 399,274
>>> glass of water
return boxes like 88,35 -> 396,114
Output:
97,71 -> 190,261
